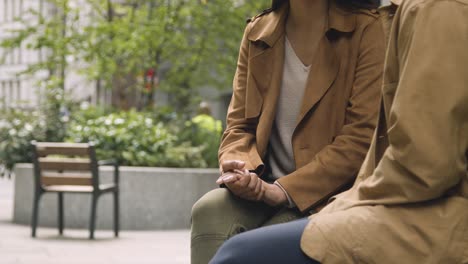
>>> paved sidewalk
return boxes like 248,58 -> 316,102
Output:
0,177 -> 190,264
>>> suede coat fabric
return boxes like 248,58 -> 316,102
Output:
301,0 -> 468,262
218,1 -> 385,212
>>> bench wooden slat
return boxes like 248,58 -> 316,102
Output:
35,142 -> 91,156
39,158 -> 92,171
41,172 -> 93,186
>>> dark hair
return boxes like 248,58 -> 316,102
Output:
271,0 -> 380,11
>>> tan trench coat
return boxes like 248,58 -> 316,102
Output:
219,1 -> 385,212
301,0 -> 468,263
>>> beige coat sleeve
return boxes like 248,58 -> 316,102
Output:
357,1 -> 468,203
278,18 -> 385,212
218,24 -> 264,173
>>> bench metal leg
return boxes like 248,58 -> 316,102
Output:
31,193 -> 41,237
114,191 -> 119,237
58,192 -> 64,235
89,195 -> 98,239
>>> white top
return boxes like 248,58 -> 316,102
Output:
268,37 -> 311,180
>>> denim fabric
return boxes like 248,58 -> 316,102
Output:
210,218 -> 319,264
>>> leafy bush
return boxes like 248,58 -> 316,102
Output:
184,114 -> 222,168
0,86 -> 70,173
67,109 -> 221,168
1,106 -> 222,170
0,110 -> 46,171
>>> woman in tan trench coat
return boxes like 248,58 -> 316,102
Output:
191,0 -> 385,262
210,0 -> 468,263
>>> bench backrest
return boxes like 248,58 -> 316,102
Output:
31,141 -> 99,189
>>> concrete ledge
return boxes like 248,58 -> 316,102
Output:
13,164 -> 218,230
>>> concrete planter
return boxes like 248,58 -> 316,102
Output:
13,164 -> 218,230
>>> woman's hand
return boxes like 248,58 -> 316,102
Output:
217,168 -> 266,202
262,183 -> 288,207
216,160 -> 288,206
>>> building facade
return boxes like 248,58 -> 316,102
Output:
0,0 -> 94,110
0,0 -> 43,109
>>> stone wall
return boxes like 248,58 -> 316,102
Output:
13,164 -> 218,230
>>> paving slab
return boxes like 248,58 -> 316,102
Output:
0,177 -> 191,264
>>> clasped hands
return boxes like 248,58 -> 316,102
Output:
216,160 -> 287,207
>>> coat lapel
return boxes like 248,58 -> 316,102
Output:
296,37 -> 339,125
245,1 -> 358,129
254,37 -> 285,156
244,45 -> 273,119
245,5 -> 287,119
249,45 -> 275,98
295,1 -> 356,126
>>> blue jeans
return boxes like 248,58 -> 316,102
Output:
209,218 -> 319,264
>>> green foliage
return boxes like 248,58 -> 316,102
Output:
0,84 -> 71,171
76,0 -> 270,111
0,110 -> 46,171
40,80 -> 72,142
1,0 -> 270,112
0,103 -> 222,170
0,106 -> 222,170
66,108 -> 221,168
185,114 -> 222,168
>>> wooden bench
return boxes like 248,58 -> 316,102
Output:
31,141 -> 119,239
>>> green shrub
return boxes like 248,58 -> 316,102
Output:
0,110 -> 46,171
185,114 -> 222,168
70,103 -> 112,124
1,107 -> 222,170
67,109 -> 219,168
0,86 -> 70,172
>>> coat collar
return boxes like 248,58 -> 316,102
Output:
247,1 -> 356,47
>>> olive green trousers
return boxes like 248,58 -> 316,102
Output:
191,188 -> 304,264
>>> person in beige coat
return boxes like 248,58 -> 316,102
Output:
210,0 -> 468,263
191,0 -> 385,263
